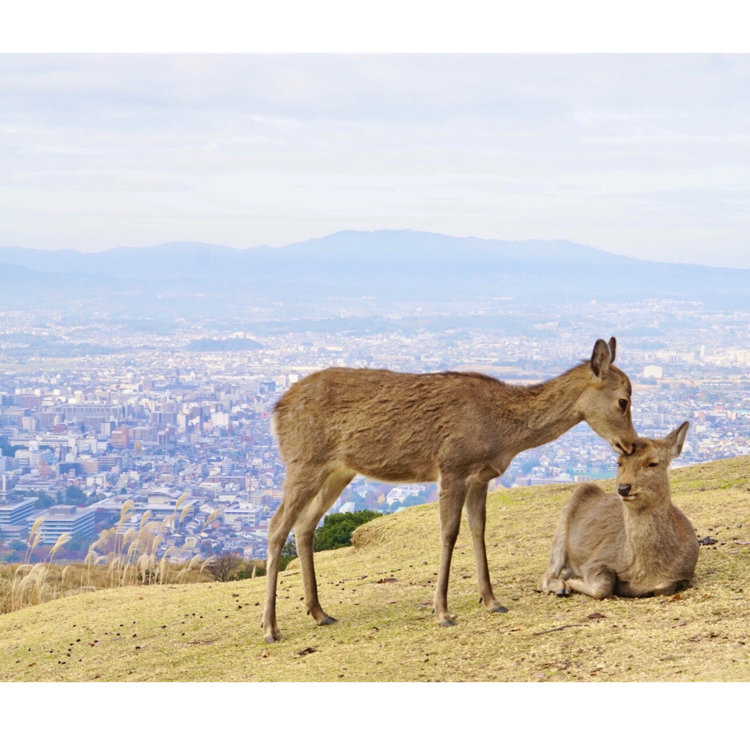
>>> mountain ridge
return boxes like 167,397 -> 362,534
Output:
1,230 -> 747,314
0,229 -> 740,271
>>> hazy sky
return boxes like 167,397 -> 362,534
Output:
2,53 -> 750,267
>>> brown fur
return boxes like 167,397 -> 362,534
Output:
541,422 -> 699,599
262,337 -> 637,642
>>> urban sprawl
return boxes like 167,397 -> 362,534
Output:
1,300 -> 748,564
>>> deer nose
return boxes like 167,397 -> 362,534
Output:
617,484 -> 632,497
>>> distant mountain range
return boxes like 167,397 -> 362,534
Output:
0,230 -> 747,316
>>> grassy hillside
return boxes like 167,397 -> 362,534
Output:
0,456 -> 748,682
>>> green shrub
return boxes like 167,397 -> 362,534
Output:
314,510 -> 382,552
275,511 -> 382,570
278,539 -> 297,571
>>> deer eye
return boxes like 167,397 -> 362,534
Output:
618,398 -> 629,411
648,462 -> 658,468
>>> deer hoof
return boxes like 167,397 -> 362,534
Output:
264,633 -> 282,644
489,603 -> 509,613
439,618 -> 457,627
317,615 -> 337,626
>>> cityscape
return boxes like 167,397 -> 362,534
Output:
1,296 -> 748,565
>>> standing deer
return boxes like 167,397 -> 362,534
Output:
263,337 -> 637,643
541,422 -> 698,599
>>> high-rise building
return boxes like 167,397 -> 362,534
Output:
110,426 -> 129,448
35,505 -> 96,543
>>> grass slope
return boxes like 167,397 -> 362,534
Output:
1,457 -> 748,682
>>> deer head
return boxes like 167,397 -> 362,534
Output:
616,422 -> 689,506
576,337 -> 638,456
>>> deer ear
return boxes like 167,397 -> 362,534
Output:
665,421 -> 690,459
608,337 -> 617,364
590,338 -> 612,378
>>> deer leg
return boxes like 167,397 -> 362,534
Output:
262,506 -> 296,643
616,579 -> 675,598
651,582 -> 678,596
564,571 -> 615,600
262,471 -> 327,644
464,481 -> 508,614
433,475 -> 468,627
541,577 -> 571,596
294,470 -> 355,626
542,567 -> 575,596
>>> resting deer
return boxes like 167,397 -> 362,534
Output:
541,421 -> 698,599
263,337 -> 637,643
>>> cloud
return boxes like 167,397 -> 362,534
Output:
1,54 -> 750,266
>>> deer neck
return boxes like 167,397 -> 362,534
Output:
505,365 -> 587,452
621,495 -> 679,565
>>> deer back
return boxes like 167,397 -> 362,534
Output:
272,368 -> 511,482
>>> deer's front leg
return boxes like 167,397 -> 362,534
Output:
465,480 -> 508,613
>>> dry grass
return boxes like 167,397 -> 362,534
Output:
0,456 -> 748,682
0,494 -> 213,614
0,558 -> 209,615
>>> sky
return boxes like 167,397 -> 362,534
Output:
2,14 -> 750,268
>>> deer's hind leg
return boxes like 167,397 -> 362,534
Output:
464,480 -> 508,614
564,565 -> 616,600
434,474 -> 469,627
262,467 -> 329,644
294,469 -> 355,626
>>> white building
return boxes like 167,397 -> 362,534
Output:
35,505 -> 96,543
643,365 -> 663,379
